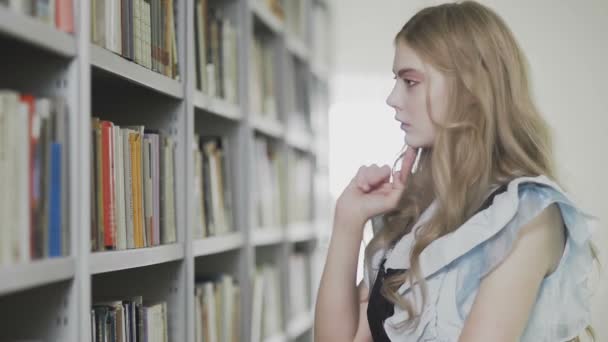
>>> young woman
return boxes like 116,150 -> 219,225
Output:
314,1 -> 597,341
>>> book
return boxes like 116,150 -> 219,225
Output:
55,0 -> 74,33
100,120 -> 116,249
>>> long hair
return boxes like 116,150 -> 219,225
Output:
365,0 -> 558,332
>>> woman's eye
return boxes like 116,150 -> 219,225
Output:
404,79 -> 418,87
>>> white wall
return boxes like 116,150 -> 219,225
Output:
329,0 -> 608,339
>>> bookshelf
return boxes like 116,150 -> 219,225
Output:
0,0 -> 333,342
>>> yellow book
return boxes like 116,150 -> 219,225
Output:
129,132 -> 143,248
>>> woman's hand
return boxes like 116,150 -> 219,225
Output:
334,147 -> 418,229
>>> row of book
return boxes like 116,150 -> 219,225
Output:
192,135 -> 233,239
250,34 -> 278,120
0,91 -> 70,266
251,264 -> 282,342
194,275 -> 240,342
288,252 -> 312,319
91,0 -> 180,79
254,137 -> 284,229
194,0 -> 238,104
91,297 -> 168,342
90,119 -> 177,252
286,149 -> 313,224
0,0 -> 74,33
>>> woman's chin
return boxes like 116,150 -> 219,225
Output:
404,135 -> 420,148
404,135 -> 431,149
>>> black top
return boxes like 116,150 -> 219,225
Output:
366,183 -> 509,341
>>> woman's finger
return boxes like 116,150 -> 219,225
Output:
393,147 -> 418,188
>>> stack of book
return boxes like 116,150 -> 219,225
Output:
90,119 -> 177,251
251,264 -> 282,342
254,137 -> 284,229
192,135 -> 234,239
91,0 -> 180,79
194,274 -> 241,342
0,0 -> 74,33
250,34 -> 278,120
194,0 -> 238,104
286,149 -> 312,224
91,297 -> 168,342
0,91 -> 70,265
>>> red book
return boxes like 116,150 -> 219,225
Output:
55,0 -> 74,33
20,95 -> 37,259
100,121 -> 116,249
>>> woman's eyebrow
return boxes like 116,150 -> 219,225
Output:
393,67 -> 424,79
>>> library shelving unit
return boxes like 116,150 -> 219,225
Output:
0,0 -> 333,341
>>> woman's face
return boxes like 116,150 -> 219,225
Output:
386,40 -> 449,148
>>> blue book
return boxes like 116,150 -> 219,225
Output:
48,143 -> 62,257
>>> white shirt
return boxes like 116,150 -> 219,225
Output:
363,175 -> 596,341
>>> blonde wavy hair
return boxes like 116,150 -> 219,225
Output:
364,1 -> 596,340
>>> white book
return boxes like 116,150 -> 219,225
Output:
263,265 -> 281,338
132,0 -> 142,64
193,144 -> 205,239
222,19 -> 237,104
161,137 -> 176,243
5,93 -> 22,263
7,0 -> 31,14
17,102 -> 30,262
94,0 -> 106,46
205,143 -> 226,235
168,139 -> 177,242
0,92 -> 9,266
104,0 -> 112,50
195,287 -> 204,342
221,275 -> 234,342
255,138 -> 275,228
250,270 -> 264,342
121,128 -> 135,249
114,126 -> 127,250
206,64 -> 216,99
108,0 -> 122,54
203,282 -> 218,342
143,0 -> 152,69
